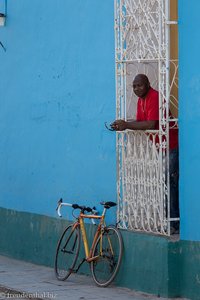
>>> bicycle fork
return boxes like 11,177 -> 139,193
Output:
62,226 -> 78,254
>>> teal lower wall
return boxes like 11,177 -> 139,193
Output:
1,207 -> 200,299
0,208 -> 61,266
116,230 -> 169,296
178,241 -> 200,299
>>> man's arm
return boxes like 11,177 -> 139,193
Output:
110,119 -> 157,131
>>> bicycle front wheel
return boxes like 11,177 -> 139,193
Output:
91,225 -> 123,287
54,224 -> 80,281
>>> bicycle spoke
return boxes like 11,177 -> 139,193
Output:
91,226 -> 123,287
54,225 -> 80,281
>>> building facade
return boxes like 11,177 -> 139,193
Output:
0,1 -> 200,299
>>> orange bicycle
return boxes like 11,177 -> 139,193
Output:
54,199 -> 123,287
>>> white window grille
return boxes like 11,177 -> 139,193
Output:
114,0 -> 179,235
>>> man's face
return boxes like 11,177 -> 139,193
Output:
132,78 -> 150,99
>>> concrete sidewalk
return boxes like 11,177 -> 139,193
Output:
0,255 -> 188,300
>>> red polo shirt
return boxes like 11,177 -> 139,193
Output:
136,87 -> 178,149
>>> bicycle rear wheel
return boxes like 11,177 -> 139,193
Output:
91,225 -> 123,287
54,224 -> 80,280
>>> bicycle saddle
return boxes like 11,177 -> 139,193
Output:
100,201 -> 117,209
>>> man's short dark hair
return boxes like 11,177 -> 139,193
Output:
133,74 -> 150,86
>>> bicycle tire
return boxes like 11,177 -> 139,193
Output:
54,223 -> 80,281
90,225 -> 123,287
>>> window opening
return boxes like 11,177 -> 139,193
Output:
114,0 -> 179,236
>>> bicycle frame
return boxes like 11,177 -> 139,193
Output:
74,213 -> 106,262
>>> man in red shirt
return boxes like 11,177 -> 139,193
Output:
111,74 -> 179,234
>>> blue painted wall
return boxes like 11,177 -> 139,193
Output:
3,0 -> 199,242
179,0 -> 200,241
0,0 -> 116,220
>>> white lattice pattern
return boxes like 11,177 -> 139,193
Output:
117,131 -> 168,234
115,0 -> 167,61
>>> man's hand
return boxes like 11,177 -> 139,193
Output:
110,119 -> 157,131
110,120 -> 127,131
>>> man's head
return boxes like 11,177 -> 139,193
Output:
132,74 -> 150,99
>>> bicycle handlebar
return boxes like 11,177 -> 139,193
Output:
56,199 -> 72,217
56,198 -> 98,218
